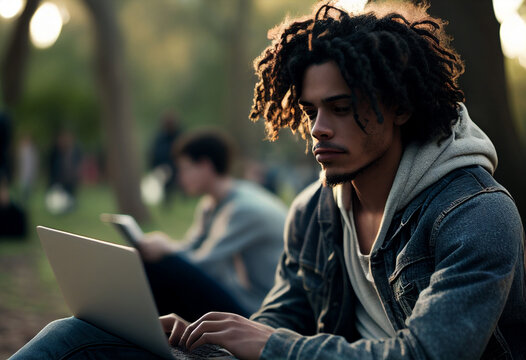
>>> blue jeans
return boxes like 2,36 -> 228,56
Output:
10,317 -> 162,359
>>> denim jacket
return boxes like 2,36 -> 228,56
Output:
251,166 -> 526,359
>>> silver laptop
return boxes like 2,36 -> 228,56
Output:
36,226 -> 233,359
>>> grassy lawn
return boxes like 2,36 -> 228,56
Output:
0,183 -> 198,357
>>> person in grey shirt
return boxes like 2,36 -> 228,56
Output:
139,129 -> 288,321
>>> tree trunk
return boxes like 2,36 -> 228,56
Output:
1,0 -> 40,107
224,0 -> 255,155
83,0 -> 150,222
424,0 -> 526,223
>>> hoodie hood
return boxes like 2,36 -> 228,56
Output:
371,103 -> 497,253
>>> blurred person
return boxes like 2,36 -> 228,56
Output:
0,111 -> 28,239
79,151 -> 103,186
243,158 -> 280,195
149,110 -> 183,204
46,129 -> 82,213
0,171 -> 27,238
10,1 -> 526,359
138,129 -> 287,321
0,110 -> 13,181
16,135 -> 39,205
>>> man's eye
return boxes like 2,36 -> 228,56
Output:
302,109 -> 317,120
333,106 -> 351,114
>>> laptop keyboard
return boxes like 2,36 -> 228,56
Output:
170,343 -> 236,359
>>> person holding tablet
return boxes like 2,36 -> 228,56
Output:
138,129 -> 288,321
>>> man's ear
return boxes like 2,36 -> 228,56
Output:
394,109 -> 410,126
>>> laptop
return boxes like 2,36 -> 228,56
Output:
36,226 -> 234,359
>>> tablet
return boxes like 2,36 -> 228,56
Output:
100,213 -> 144,248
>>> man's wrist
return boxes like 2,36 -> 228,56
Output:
259,328 -> 303,360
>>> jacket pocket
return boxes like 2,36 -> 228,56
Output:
389,256 -> 433,318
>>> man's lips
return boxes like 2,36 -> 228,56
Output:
313,148 -> 346,155
312,143 -> 347,162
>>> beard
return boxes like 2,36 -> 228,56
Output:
322,171 -> 360,187
321,156 -> 380,187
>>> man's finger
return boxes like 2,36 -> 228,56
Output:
159,314 -> 175,333
168,320 -> 188,346
184,320 -> 231,349
178,312 -> 234,347
188,329 -> 232,352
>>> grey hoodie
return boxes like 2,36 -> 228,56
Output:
372,103 -> 498,254
338,103 -> 498,339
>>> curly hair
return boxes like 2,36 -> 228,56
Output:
249,1 -> 465,145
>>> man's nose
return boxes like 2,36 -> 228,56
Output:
310,110 -> 334,140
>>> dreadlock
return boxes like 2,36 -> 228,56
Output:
249,1 -> 465,145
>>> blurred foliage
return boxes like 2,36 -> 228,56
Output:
1,0 -> 99,147
118,0 -> 318,161
0,0 -> 525,165
506,57 -> 526,139
0,0 -> 319,168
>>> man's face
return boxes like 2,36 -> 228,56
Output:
299,61 -> 404,186
176,156 -> 210,196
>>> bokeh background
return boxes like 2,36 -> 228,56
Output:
1,0 -> 525,357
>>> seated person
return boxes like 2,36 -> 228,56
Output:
139,129 -> 288,321
0,173 -> 27,238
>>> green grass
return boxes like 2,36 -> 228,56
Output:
26,184 -> 198,242
0,183 -> 198,315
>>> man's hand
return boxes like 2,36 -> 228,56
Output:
176,312 -> 275,360
160,313 -> 189,346
139,231 -> 178,262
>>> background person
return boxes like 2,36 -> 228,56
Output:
0,172 -> 27,238
139,129 -> 288,321
46,129 -> 82,213
148,110 -> 183,205
16,134 -> 39,206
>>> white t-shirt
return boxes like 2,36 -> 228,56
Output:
334,185 -> 396,340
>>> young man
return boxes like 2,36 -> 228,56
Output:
166,2 -> 526,359
139,129 -> 288,320
11,2 -> 526,359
